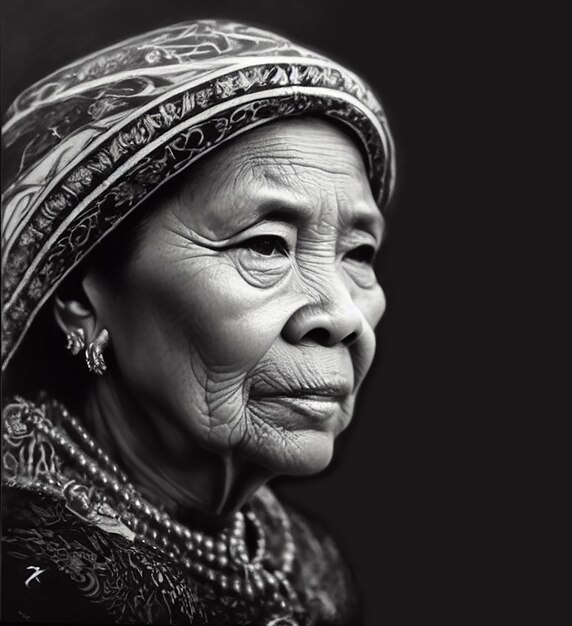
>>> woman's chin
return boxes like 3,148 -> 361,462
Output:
250,430 -> 336,477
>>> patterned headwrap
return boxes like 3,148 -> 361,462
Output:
1,20 -> 395,373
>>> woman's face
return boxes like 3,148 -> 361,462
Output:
88,118 -> 386,476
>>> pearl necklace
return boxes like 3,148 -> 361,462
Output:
22,399 -> 298,615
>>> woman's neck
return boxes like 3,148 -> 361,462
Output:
82,372 -> 272,526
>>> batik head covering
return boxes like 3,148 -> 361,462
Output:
1,20 -> 395,373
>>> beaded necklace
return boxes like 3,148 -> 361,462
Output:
2,397 -> 299,617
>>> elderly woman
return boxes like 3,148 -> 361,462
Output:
1,20 -> 394,626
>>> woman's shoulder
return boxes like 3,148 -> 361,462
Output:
1,487 -> 117,623
1,486 -> 210,624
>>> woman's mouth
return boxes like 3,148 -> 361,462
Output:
249,377 -> 352,400
252,387 -> 348,400
248,380 -> 352,424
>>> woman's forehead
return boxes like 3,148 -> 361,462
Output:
169,119 -> 382,234
208,118 -> 369,180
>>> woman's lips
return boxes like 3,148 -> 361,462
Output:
249,380 -> 352,423
251,388 -> 348,400
250,394 -> 342,424
249,379 -> 352,400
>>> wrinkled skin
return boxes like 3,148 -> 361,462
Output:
76,118 -> 386,515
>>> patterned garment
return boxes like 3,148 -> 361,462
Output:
1,20 -> 395,373
1,396 -> 360,625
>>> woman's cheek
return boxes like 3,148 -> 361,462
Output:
166,257 -> 296,369
181,289 -> 290,371
357,283 -> 386,329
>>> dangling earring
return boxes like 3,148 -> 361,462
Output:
85,328 -> 110,375
65,328 -> 86,355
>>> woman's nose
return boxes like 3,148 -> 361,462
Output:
282,279 -> 364,347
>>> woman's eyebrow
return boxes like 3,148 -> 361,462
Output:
229,197 -> 315,235
230,195 -> 385,240
257,197 -> 315,221
349,206 -> 386,243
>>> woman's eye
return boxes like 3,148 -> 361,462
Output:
242,235 -> 288,256
345,244 -> 376,265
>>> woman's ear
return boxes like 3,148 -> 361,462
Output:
53,274 -> 100,343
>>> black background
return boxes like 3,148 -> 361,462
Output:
0,1 -> 547,624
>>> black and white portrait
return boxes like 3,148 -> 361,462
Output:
2,1 -> 531,625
